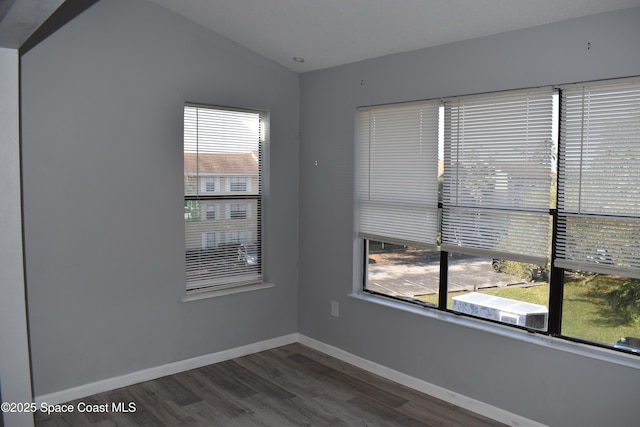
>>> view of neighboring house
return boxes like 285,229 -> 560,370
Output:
183,152 -> 259,251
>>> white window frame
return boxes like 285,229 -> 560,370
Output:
183,104 -> 266,297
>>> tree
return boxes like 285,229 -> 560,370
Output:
605,278 -> 640,324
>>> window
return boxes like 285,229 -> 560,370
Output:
228,176 -> 250,192
441,89 -> 554,263
228,203 -> 249,220
358,77 -> 640,354
358,101 -> 441,304
202,232 -> 217,249
203,203 -> 218,221
227,231 -> 249,245
441,89 -> 554,330
202,177 -> 219,193
184,104 -> 263,292
557,79 -> 640,347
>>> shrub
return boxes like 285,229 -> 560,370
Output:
605,279 -> 640,324
499,260 -> 537,282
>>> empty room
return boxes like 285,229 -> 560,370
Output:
2,0 -> 640,426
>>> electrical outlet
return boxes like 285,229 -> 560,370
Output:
331,301 -> 339,317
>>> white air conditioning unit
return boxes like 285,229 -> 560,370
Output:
452,292 -> 548,330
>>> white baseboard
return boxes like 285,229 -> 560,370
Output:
35,333 -> 299,406
35,332 -> 543,427
298,335 -> 547,427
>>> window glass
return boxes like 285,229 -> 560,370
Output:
229,177 -> 248,192
447,253 -> 549,331
562,271 -> 640,353
366,240 -> 441,306
229,203 -> 248,220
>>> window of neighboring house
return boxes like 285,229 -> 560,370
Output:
202,232 -> 217,249
204,203 -> 218,221
227,231 -> 250,245
358,77 -> 640,355
202,177 -> 219,193
184,104 -> 263,293
228,203 -> 249,220
228,176 -> 250,192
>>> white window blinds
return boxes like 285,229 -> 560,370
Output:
357,101 -> 440,248
441,89 -> 554,263
556,79 -> 640,277
184,105 -> 263,291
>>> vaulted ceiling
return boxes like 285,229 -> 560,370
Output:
2,0 -> 640,72
148,0 -> 640,72
0,0 -> 63,49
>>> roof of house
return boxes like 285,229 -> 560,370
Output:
184,152 -> 258,175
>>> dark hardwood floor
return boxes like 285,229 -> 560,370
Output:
35,343 -> 506,426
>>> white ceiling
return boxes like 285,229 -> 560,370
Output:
2,0 -> 640,71
149,0 -> 640,73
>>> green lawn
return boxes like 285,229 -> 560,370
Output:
416,275 -> 640,347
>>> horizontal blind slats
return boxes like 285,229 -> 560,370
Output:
442,88 -> 554,261
556,80 -> 640,275
358,101 -> 440,246
184,105 -> 262,290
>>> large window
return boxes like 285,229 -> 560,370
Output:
359,77 -> 640,354
557,79 -> 640,349
184,104 -> 263,292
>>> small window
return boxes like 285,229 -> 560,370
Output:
229,203 -> 248,220
228,176 -> 249,192
202,232 -> 217,249
200,177 -> 219,193
227,231 -> 250,245
204,204 -> 217,221
184,104 -> 264,292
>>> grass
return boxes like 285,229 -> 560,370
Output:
416,274 -> 640,346
562,275 -> 640,345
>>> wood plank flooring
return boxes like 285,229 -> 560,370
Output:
35,343 -> 506,426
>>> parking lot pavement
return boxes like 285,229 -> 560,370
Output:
367,257 -> 514,298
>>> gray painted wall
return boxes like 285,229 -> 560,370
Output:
299,8 -> 640,427
15,1 -> 640,424
0,47 -> 34,427
20,0 -> 299,396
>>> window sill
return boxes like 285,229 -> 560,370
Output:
183,282 -> 274,302
349,291 -> 640,369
